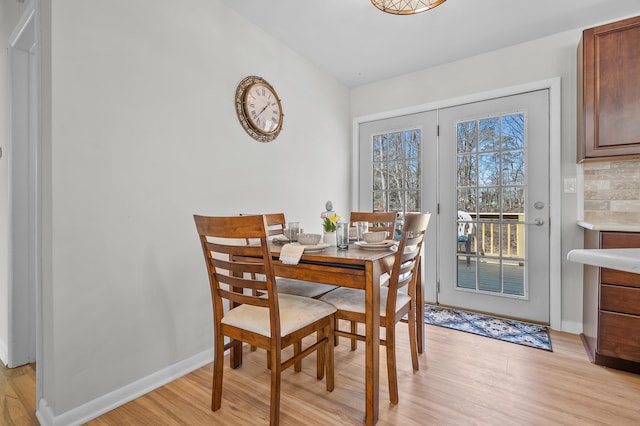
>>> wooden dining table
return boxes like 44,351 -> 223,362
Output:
229,241 -> 422,425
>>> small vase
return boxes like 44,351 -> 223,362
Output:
323,231 -> 337,246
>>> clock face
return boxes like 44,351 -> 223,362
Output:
235,76 -> 283,142
244,83 -> 282,134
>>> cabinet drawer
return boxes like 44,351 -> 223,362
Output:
601,284 -> 640,315
599,311 -> 640,361
601,232 -> 640,248
600,232 -> 640,287
601,269 -> 640,288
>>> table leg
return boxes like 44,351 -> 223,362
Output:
365,261 -> 380,425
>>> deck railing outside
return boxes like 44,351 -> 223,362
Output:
460,212 -> 525,260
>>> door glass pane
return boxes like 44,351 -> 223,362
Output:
479,117 -> 500,152
502,114 -> 525,149
456,113 -> 526,298
373,162 -> 386,190
457,121 -> 477,152
457,155 -> 476,186
502,150 -> 525,185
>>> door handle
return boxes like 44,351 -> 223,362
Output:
525,218 -> 544,226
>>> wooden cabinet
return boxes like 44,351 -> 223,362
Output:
577,15 -> 640,162
582,230 -> 640,373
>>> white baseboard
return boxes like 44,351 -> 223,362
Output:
560,320 -> 582,335
35,348 -> 213,426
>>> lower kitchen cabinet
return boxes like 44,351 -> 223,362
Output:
582,230 -> 640,373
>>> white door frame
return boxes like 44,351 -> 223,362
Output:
353,78 -> 561,330
7,0 -> 42,402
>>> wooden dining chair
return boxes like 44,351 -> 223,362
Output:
241,213 -> 337,359
194,214 -> 336,425
343,211 -> 399,348
320,212 -> 431,404
264,213 -> 339,299
350,211 -> 397,237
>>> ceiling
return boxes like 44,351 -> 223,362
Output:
222,0 -> 640,88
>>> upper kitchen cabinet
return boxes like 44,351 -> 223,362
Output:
578,15 -> 640,162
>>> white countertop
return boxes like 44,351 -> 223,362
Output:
577,221 -> 640,233
567,248 -> 640,274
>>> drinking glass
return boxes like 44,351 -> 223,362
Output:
336,222 -> 349,250
356,221 -> 369,242
287,222 -> 300,242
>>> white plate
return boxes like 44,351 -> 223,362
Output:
290,242 -> 330,252
272,236 -> 290,244
354,240 -> 398,250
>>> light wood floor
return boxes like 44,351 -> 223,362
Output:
0,362 -> 37,425
4,323 -> 640,425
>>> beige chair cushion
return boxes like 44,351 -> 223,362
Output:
222,294 -> 336,338
319,287 -> 411,316
275,277 -> 338,298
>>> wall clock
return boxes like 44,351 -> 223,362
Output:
235,76 -> 283,142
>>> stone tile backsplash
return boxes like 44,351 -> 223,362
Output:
583,159 -> 640,224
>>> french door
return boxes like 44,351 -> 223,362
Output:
358,89 -> 550,323
438,90 -> 550,323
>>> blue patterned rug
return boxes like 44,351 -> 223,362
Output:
422,305 -> 552,351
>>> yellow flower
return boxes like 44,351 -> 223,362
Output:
322,212 -> 342,232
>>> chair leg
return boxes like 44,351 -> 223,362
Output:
211,334 -> 225,411
386,324 -> 399,405
269,348 -> 282,425
316,330 -> 325,380
407,305 -> 419,371
350,321 -> 357,351
325,323 -> 335,392
294,340 -> 302,372
334,318 -> 340,346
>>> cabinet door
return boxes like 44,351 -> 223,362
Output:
579,15 -> 640,160
599,311 -> 640,361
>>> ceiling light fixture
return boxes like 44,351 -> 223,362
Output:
371,0 -> 447,15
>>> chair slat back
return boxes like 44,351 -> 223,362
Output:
386,213 -> 431,316
194,214 -> 280,331
265,213 -> 286,237
240,213 -> 287,237
350,211 -> 397,236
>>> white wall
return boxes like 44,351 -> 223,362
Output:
350,29 -> 592,332
40,0 -> 350,418
0,0 -> 30,366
